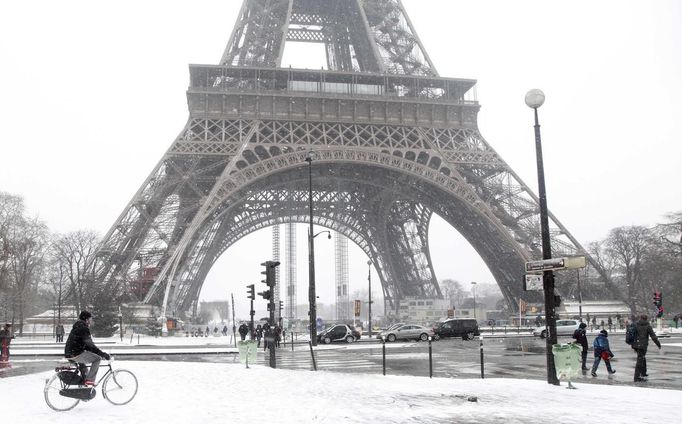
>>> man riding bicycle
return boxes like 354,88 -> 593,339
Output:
64,310 -> 111,386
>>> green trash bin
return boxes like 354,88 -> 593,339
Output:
552,343 -> 581,383
238,340 -> 258,366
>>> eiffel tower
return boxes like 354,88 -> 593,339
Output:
94,0 -> 594,319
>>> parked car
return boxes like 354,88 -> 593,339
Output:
376,322 -> 405,338
532,319 -> 580,338
378,324 -> 434,342
433,318 -> 479,340
317,324 -> 361,344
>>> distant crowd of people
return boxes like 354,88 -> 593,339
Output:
187,325 -> 230,338
238,322 -> 284,350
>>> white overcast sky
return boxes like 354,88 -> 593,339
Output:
1,1 -> 681,319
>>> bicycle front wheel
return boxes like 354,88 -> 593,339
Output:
44,373 -> 80,412
102,369 -> 138,405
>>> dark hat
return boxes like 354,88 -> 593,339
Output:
79,310 -> 93,320
579,322 -> 587,329
600,329 -> 608,336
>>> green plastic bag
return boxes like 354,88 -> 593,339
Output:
552,343 -> 581,381
238,340 -> 258,365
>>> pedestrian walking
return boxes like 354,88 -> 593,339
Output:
222,325 -> 228,336
238,322 -> 249,341
263,322 -> 271,351
572,322 -> 589,371
591,316 -> 597,330
0,323 -> 14,365
255,324 -> 263,347
607,316 -> 613,332
275,325 -> 282,348
633,314 -> 661,382
591,329 -> 615,377
55,322 -> 65,343
205,326 -> 210,337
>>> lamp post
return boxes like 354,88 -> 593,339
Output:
367,260 -> 373,339
118,306 -> 123,342
525,88 -> 559,386
305,151 -> 318,346
471,282 -> 477,321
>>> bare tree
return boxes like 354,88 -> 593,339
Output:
0,192 -> 25,295
51,230 -> 100,312
590,225 -> 658,315
440,279 -> 465,308
6,216 -> 49,334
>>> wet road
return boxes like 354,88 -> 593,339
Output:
3,333 -> 680,390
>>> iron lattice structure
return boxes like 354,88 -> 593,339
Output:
93,0 -> 596,317
334,232 -> 349,321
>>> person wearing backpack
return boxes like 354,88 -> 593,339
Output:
633,314 -> 661,382
625,317 -> 637,348
572,322 -> 589,371
591,329 -> 615,377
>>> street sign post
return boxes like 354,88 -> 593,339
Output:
525,256 -> 586,273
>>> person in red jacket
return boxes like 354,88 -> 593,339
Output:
64,311 -> 110,386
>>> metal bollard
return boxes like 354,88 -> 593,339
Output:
382,336 -> 386,376
479,335 -> 485,379
428,337 -> 433,378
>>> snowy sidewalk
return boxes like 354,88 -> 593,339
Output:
1,360 -> 679,423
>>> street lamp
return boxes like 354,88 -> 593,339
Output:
118,306 -> 123,342
525,88 -> 559,386
306,151 -> 318,346
471,282 -> 477,321
367,260 -> 373,339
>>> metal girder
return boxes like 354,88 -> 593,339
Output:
91,1 -> 603,319
219,0 -> 433,75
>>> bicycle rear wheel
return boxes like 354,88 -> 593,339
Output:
44,373 -> 80,411
102,369 -> 138,405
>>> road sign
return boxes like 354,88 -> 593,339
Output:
524,274 -> 544,291
524,256 -> 587,273
525,258 -> 566,272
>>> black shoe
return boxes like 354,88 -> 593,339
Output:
591,372 -> 597,377
641,373 -> 648,377
608,370 -> 616,374
634,377 -> 648,382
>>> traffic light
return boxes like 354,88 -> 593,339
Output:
246,284 -> 255,300
279,300 -> 284,311
260,260 -> 280,288
258,289 -> 271,301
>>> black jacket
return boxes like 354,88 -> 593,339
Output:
238,324 -> 249,336
64,320 -> 106,358
572,328 -> 588,349
633,318 -> 661,350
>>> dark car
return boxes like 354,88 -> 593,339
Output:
317,324 -> 361,344
433,318 -> 479,340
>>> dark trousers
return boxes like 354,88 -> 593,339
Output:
634,347 -> 648,380
581,348 -> 588,369
591,355 -> 613,374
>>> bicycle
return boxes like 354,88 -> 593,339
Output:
43,357 -> 138,411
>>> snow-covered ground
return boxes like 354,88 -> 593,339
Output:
1,359 -> 679,424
